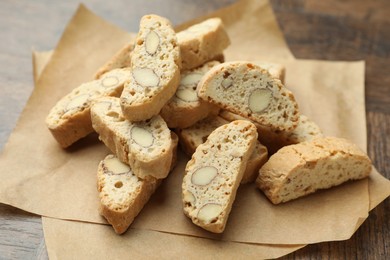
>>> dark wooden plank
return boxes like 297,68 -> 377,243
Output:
0,0 -> 389,258
0,204 -> 48,259
270,0 -> 390,114
270,0 -> 390,258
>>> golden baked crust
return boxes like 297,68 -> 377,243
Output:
177,18 -> 231,70
256,137 -> 372,204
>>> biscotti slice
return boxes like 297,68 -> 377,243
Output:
220,110 -> 323,154
120,15 -> 181,121
91,97 -> 175,180
176,116 -> 229,156
198,61 -> 299,131
242,141 -> 269,183
98,154 -> 160,234
176,116 -> 268,183
92,18 -> 227,79
160,61 -> 221,128
182,120 -> 258,233
46,68 -> 132,148
177,18 -> 230,70
253,61 -> 286,84
94,42 -> 133,79
256,137 -> 372,204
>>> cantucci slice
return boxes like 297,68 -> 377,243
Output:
256,137 -> 372,204
176,116 -> 229,156
46,68 -> 132,148
94,42 -> 133,79
177,18 -> 230,70
176,116 -> 268,184
98,154 -> 160,234
91,97 -> 176,180
198,61 -> 299,131
160,61 -> 221,128
182,120 -> 258,233
92,18 -> 229,78
120,15 -> 181,121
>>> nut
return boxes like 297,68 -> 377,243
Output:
197,203 -> 222,224
183,191 -> 196,205
104,157 -> 130,174
65,94 -> 89,112
180,73 -> 203,86
145,31 -> 160,55
131,126 -> 154,147
132,68 -> 160,87
191,166 -> 218,186
101,76 -> 119,88
248,88 -> 273,113
221,78 -> 232,89
176,87 -> 198,102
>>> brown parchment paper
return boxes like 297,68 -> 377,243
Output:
42,217 -> 304,260
33,45 -> 307,260
0,0 -> 389,250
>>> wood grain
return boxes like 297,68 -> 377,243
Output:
0,0 -> 389,259
270,0 -> 390,258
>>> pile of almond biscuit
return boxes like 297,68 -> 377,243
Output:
46,15 -> 372,234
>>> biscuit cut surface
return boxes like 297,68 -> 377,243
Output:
176,116 -> 229,156
46,68 -> 132,148
94,42 -> 133,79
176,116 -> 268,183
98,154 -> 159,234
160,61 -> 221,128
177,18 -> 230,70
120,14 -> 181,121
91,97 -> 174,180
198,61 -> 299,131
182,120 -> 258,233
256,137 -> 372,204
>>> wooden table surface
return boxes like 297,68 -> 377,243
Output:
0,0 -> 389,259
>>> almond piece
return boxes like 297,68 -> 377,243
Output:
180,73 -> 203,86
248,88 -> 273,113
145,31 -> 160,55
101,76 -> 120,88
221,77 -> 232,89
176,88 -> 198,102
197,203 -> 222,224
183,190 -> 196,205
191,166 -> 218,186
131,126 -> 154,147
132,68 -> 160,87
104,157 -> 130,174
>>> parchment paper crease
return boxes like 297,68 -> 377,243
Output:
1,0 -> 389,257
